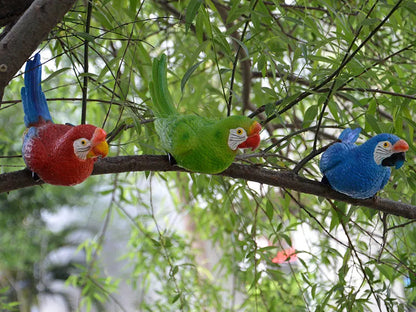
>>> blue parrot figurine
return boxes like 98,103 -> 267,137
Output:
319,128 -> 409,199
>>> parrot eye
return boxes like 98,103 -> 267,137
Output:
373,140 -> 395,165
73,138 -> 92,160
228,127 -> 248,150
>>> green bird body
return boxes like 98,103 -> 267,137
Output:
149,55 -> 261,174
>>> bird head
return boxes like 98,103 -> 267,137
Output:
371,134 -> 409,169
227,119 -> 261,151
73,127 -> 109,160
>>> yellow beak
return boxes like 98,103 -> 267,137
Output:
87,140 -> 109,159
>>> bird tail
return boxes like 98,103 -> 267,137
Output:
21,53 -> 52,127
149,54 -> 178,117
338,127 -> 361,143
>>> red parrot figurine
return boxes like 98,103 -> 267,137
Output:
21,53 -> 109,186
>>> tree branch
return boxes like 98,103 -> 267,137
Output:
0,0 -> 77,100
0,0 -> 33,28
1,155 -> 415,220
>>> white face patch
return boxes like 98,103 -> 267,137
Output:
228,127 -> 248,150
373,141 -> 394,165
73,138 -> 92,160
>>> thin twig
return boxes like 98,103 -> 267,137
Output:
292,140 -> 339,174
106,118 -> 154,143
227,12 -> 253,115
377,213 -> 388,262
387,219 -> 416,232
262,125 -> 342,154
0,155 -> 22,158
81,0 -> 93,124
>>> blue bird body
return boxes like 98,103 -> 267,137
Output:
320,128 -> 408,199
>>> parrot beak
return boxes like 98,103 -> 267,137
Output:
381,139 -> 409,169
238,121 -> 261,151
392,139 -> 409,152
87,128 -> 109,159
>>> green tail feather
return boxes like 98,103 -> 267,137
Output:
149,54 -> 177,117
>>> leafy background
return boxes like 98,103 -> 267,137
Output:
1,0 -> 416,311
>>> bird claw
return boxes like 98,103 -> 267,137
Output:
321,175 -> 330,186
167,153 -> 177,166
31,171 -> 41,182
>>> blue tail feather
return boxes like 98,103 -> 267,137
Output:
338,127 -> 361,143
21,53 -> 53,127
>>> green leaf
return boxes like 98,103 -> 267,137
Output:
97,56 -> 121,82
303,105 -> 318,128
404,116 -> 416,131
171,293 -> 181,304
75,31 -> 96,43
219,68 -> 231,75
329,210 -> 340,232
264,103 -> 276,117
376,263 -> 395,281
43,67 -> 71,83
229,36 -> 249,60
327,100 -> 340,122
181,60 -> 205,93
185,0 -> 203,32
78,72 -> 98,79
171,265 -> 179,276
364,267 -> 374,281
265,200 -> 274,220
257,54 -> 266,74
366,114 -> 382,133
360,17 -> 380,26
151,238 -> 161,247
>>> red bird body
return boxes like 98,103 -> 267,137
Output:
23,122 -> 107,185
22,54 -> 108,186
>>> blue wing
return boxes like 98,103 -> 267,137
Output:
21,53 -> 53,127
320,142 -> 355,174
338,127 -> 361,143
320,128 -> 360,178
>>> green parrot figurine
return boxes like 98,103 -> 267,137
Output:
149,54 -> 261,174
